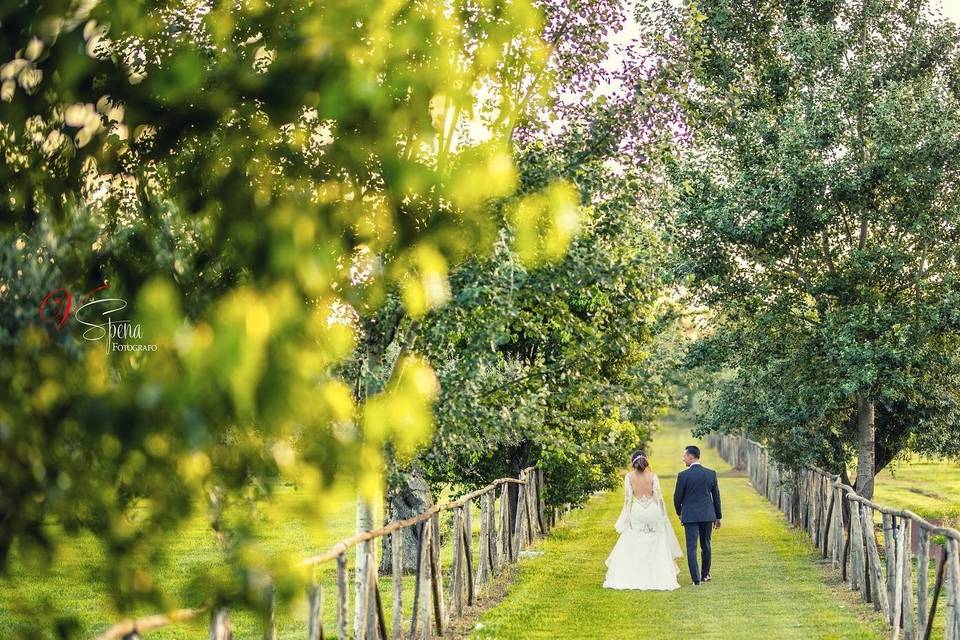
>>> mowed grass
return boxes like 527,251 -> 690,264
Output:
0,483 -> 490,639
871,455 -> 960,525
1,484 -> 359,638
469,415 -> 888,640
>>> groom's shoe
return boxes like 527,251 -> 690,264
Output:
702,575 -> 712,582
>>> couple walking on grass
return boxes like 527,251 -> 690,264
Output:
602,445 -> 723,590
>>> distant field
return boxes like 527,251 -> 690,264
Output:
871,454 -> 960,525
0,483 -> 488,639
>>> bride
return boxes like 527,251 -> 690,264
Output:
603,449 -> 683,590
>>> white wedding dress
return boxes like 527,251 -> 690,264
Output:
603,472 -> 683,590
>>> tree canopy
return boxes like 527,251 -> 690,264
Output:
660,0 -> 960,495
401,0 -> 686,506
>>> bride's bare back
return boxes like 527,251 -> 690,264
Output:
628,470 -> 656,499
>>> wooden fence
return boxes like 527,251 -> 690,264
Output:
96,466 -> 557,640
707,433 -> 960,640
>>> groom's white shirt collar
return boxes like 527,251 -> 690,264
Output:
690,461 -> 702,466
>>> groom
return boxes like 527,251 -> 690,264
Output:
673,445 -> 722,586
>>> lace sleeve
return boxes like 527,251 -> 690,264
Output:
614,473 -> 631,533
654,474 -> 666,515
655,474 -> 683,558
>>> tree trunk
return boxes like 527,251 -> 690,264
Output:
350,308 -> 412,632
840,466 -> 853,491
855,394 -> 876,499
354,497 -> 374,637
380,472 -> 432,574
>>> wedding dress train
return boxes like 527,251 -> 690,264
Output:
603,472 -> 683,590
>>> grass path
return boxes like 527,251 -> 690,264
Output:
469,415 -> 888,640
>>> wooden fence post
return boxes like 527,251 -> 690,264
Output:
842,497 -> 853,583
356,539 -> 379,640
488,489 -> 500,574
408,519 -> 434,640
307,578 -> 322,640
917,528 -> 930,635
392,529 -> 403,640
862,505 -> 888,616
210,608 -> 231,640
431,511 -> 441,570
833,486 -> 845,568
948,538 -> 960,640
524,473 -> 535,541
355,542 -> 370,640
419,519 -> 433,640
500,482 -> 516,563
479,492 -> 491,587
499,485 -> 512,564
450,506 -> 464,618
513,477 -> 527,558
821,477 -> 828,550
260,578 -> 277,640
336,553 -> 348,640
901,521 -> 914,640
524,473 -> 535,544
891,519 -> 904,639
368,542 -> 387,640
427,518 -> 445,636
925,546 -> 947,640
884,514 -> 898,623
849,501 -> 863,593
537,469 -> 548,535
464,499 -> 475,604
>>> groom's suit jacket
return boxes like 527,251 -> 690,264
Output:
673,463 -> 722,524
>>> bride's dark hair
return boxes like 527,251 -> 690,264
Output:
630,449 -> 649,472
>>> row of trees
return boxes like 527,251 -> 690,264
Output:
658,0 -> 960,497
0,0 -> 680,633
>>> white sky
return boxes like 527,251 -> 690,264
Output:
942,0 -> 960,21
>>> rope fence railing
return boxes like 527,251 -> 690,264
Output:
707,433 -> 960,640
96,466 -> 564,640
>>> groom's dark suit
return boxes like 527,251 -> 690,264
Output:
673,462 -> 722,584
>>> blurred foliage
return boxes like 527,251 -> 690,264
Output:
0,0 -> 581,633
654,0 -> 960,481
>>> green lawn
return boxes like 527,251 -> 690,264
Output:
871,455 -> 960,524
0,483 -> 491,639
0,485 -> 356,638
468,415 -> 889,640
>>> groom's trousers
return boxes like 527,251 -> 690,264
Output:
683,521 -> 713,583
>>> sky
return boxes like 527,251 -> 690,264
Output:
942,0 -> 960,22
